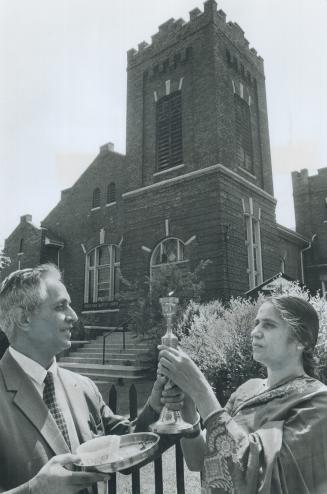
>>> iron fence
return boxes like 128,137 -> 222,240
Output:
107,384 -> 188,494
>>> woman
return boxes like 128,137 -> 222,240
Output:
158,296 -> 327,494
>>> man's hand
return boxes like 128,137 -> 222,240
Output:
148,374 -> 184,414
29,454 -> 110,494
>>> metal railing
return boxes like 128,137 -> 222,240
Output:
102,323 -> 127,365
107,384 -> 191,494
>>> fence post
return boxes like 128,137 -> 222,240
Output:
154,456 -> 163,494
129,385 -> 140,494
129,384 -> 138,419
108,475 -> 117,494
102,334 -> 106,365
108,385 -> 117,494
109,385 -> 117,413
175,441 -> 185,494
122,322 -> 127,350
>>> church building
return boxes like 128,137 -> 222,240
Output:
3,1 -> 325,330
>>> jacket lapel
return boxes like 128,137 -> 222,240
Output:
58,367 -> 94,443
1,350 -> 70,455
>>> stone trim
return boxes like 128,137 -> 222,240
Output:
123,163 -> 276,203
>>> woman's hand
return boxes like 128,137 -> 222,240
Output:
158,345 -> 206,402
148,373 -> 184,413
158,345 -> 222,420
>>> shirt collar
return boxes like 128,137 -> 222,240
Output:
9,346 -> 57,386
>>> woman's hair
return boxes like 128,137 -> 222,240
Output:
268,295 -> 320,377
0,264 -> 61,342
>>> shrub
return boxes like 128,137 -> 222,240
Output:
178,296 -> 265,405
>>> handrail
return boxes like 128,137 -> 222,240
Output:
102,323 -> 128,365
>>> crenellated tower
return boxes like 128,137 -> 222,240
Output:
125,0 -> 273,196
292,167 -> 327,293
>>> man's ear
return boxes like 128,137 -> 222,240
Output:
16,307 -> 31,330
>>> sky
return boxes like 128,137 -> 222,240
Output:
1,0 -> 326,248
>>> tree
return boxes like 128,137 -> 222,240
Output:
0,251 -> 10,271
120,260 -> 211,374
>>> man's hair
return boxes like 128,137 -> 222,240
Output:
0,264 -> 61,342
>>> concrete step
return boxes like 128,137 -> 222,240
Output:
76,345 -> 148,352
78,371 -> 150,382
61,369 -> 151,387
84,330 -> 137,340
69,349 -> 142,358
82,344 -> 150,351
60,356 -> 140,365
59,362 -> 150,377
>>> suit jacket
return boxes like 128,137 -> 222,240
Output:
0,350 -> 160,494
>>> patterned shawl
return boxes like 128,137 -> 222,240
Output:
202,375 -> 327,494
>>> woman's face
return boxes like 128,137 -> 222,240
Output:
251,301 -> 300,370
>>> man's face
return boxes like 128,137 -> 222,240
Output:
26,275 -> 78,357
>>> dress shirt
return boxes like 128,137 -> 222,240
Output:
9,346 -> 80,453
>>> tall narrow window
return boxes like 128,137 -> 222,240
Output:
234,94 -> 253,173
107,182 -> 116,204
244,215 -> 263,289
85,245 -> 120,303
18,238 -> 24,253
156,91 -> 183,171
321,278 -> 327,299
92,188 -> 101,208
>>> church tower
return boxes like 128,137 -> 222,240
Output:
125,0 -> 273,196
122,0 -> 280,299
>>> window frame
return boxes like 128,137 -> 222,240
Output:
244,215 -> 263,289
107,182 -> 116,205
84,245 -> 120,303
92,187 -> 101,209
234,93 -> 254,174
156,91 -> 183,171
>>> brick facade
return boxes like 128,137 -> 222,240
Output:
292,168 -> 327,293
3,1 -> 316,329
2,215 -> 43,275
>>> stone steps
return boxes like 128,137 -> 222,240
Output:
59,362 -> 151,384
60,355 -> 141,365
80,343 -> 149,351
59,332 -> 153,387
68,350 -> 139,358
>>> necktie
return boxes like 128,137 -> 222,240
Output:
43,371 -> 72,451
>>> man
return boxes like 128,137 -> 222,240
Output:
0,264 -> 180,494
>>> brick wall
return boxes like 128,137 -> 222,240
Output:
292,167 -> 327,292
122,164 -> 279,301
2,215 -> 43,280
40,149 -> 127,323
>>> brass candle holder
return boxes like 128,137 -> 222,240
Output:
150,296 -> 193,435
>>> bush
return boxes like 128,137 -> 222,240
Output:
178,296 -> 265,405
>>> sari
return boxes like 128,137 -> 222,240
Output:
202,375 -> 327,494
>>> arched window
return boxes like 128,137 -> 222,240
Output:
150,237 -> 187,284
92,188 -> 101,208
84,245 -> 120,303
151,238 -> 185,266
107,182 -> 116,204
